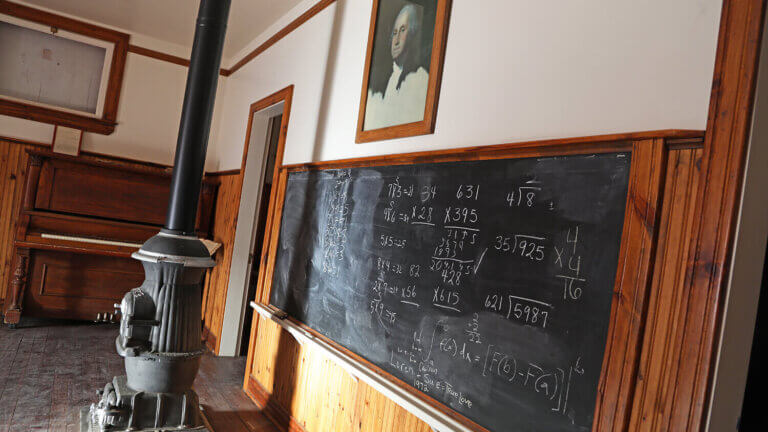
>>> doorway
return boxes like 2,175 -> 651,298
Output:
739,242 -> 767,430
216,86 -> 293,357
239,112 -> 282,355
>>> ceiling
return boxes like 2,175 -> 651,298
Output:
18,0 -> 304,60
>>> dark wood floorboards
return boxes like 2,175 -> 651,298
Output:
0,319 -> 277,432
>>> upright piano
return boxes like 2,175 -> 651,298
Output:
2,149 -> 217,325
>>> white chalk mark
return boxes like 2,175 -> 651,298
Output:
555,275 -> 586,282
482,344 -> 494,377
475,247 -> 488,274
412,221 -> 436,226
422,320 -> 442,362
444,225 -> 479,232
400,300 -> 420,307
432,304 -> 462,313
563,367 -> 573,415
431,257 -> 475,264
508,295 -> 553,308
514,234 -> 546,241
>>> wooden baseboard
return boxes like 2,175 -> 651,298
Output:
206,169 -> 241,177
202,325 -> 218,352
244,374 -> 307,432
200,407 -> 215,431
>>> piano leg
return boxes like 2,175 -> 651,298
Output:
3,248 -> 30,326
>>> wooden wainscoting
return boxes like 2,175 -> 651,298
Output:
202,171 -> 243,353
629,147 -> 703,430
246,318 -> 433,432
0,140 -> 37,311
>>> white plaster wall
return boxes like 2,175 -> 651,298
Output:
83,52 -> 188,164
210,0 -> 335,170
210,0 -> 723,170
0,114 -> 54,144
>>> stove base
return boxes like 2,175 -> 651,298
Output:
80,406 -> 211,432
79,376 -> 209,432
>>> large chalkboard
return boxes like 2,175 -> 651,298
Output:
269,152 -> 631,432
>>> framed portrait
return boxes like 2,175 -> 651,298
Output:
356,0 -> 451,143
51,125 -> 83,156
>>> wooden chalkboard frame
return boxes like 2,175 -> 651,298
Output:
249,130 -> 702,432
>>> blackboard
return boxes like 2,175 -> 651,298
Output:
269,152 -> 631,432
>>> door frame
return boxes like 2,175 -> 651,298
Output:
216,86 -> 294,356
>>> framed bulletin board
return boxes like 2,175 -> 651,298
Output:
0,1 -> 128,135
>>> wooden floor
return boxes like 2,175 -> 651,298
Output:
0,319 -> 278,432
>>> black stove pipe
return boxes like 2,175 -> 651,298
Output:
83,3 -> 233,429
165,0 -> 231,235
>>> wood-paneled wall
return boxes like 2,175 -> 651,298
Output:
242,144 -> 705,432
246,317 -> 435,432
630,147 -> 703,430
202,172 -> 243,353
0,140 -> 36,311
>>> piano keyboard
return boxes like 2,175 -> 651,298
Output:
41,233 -> 143,249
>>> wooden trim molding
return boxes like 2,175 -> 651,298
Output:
226,0 -> 336,76
0,100 -> 118,135
0,133 -> 233,175
0,1 -> 129,134
127,44 -> 231,76
205,169 -> 242,177
239,87 -> 294,369
78,150 -> 173,171
128,44 -> 190,67
0,134 -> 50,149
0,134 -> 171,169
25,148 -> 171,177
245,375 -> 308,432
281,129 -> 703,171
202,325 -> 218,352
660,0 -> 768,430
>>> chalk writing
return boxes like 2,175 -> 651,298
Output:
271,152 -> 631,432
